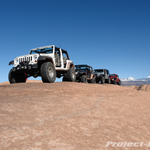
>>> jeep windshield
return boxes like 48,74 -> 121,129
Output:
110,74 -> 116,76
75,65 -> 87,71
94,70 -> 104,73
30,47 -> 53,54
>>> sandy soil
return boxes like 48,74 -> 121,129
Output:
0,82 -> 150,150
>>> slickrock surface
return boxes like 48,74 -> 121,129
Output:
0,82 -> 150,149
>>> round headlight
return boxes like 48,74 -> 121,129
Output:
34,55 -> 38,60
15,58 -> 18,63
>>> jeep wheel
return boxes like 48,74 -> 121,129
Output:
90,77 -> 96,84
106,77 -> 111,84
67,67 -> 76,82
9,69 -> 26,84
9,69 -> 17,84
101,76 -> 105,84
114,79 -> 117,85
40,62 -> 56,83
118,80 -> 121,85
81,75 -> 87,83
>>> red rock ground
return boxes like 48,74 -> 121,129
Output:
0,82 -> 150,150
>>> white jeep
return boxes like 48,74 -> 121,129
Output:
8,45 -> 76,83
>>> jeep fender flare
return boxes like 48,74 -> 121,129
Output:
38,56 -> 54,65
67,62 -> 75,70
9,60 -> 14,65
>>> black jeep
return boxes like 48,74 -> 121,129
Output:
75,65 -> 96,83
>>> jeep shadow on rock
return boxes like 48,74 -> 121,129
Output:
8,45 -> 76,83
74,65 -> 96,83
93,69 -> 111,84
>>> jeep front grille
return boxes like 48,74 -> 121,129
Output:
19,56 -> 32,63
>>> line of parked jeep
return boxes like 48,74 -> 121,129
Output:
74,65 -> 121,85
8,45 -> 121,85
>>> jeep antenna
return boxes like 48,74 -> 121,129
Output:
60,44 -> 61,48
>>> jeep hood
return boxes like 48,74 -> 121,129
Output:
93,72 -> 103,76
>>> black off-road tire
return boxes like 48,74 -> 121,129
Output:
9,69 -> 17,84
40,62 -> 56,83
90,77 -> 96,84
9,69 -> 26,84
81,75 -> 87,83
106,77 -> 111,84
114,79 -> 117,85
67,67 -> 76,82
118,80 -> 121,85
101,76 -> 105,84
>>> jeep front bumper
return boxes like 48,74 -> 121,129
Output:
12,63 -> 38,72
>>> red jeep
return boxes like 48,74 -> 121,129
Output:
109,74 -> 121,85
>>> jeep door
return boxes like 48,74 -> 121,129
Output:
104,70 -> 108,79
87,66 -> 90,78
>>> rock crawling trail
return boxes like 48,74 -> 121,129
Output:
0,82 -> 150,150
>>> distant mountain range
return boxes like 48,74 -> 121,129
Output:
120,76 -> 150,86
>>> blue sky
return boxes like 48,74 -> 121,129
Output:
0,0 -> 150,83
